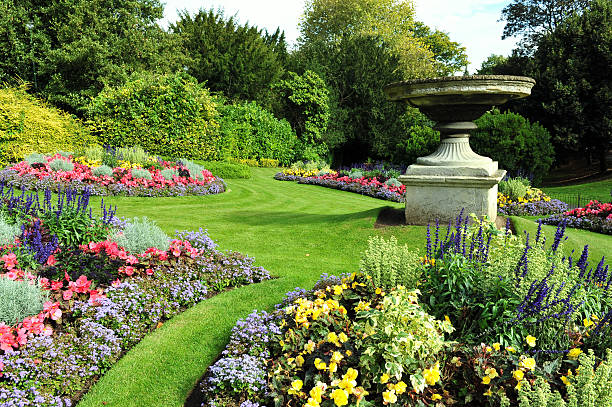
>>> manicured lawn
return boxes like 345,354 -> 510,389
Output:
78,168 -> 425,407
542,178 -> 612,202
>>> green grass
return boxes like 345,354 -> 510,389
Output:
542,178 -> 612,202
78,168 -> 425,407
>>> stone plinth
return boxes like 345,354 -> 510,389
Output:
399,167 -> 506,225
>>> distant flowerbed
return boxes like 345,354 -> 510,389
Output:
497,186 -> 568,216
0,151 -> 225,197
275,171 -> 405,203
541,200 -> 612,235
0,187 -> 269,405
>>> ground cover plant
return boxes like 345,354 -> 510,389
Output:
0,186 -> 270,406
0,146 -> 225,197
275,162 -> 406,203
196,210 -> 612,406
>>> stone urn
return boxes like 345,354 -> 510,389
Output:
383,75 -> 535,224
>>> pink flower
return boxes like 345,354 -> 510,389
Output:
51,280 -> 63,291
145,268 -> 153,276
42,326 -> 53,336
126,255 -> 139,265
46,254 -> 57,266
62,290 -> 74,301
111,279 -> 121,287
1,252 -> 18,270
74,275 -> 91,293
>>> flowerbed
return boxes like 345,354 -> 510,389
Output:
541,200 -> 612,235
197,214 -> 612,406
0,186 -> 270,406
0,151 -> 225,197
497,186 -> 568,216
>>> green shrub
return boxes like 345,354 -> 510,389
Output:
229,158 -> 259,167
131,168 -> 152,180
259,158 -> 279,168
0,84 -> 96,165
359,236 -> 421,290
348,169 -> 363,179
499,177 -> 529,200
112,216 -> 170,254
48,158 -> 75,172
116,145 -> 150,166
92,165 -> 114,177
473,109 -> 554,185
0,214 -> 20,245
197,161 -> 251,179
160,168 -> 178,181
82,144 -> 105,162
217,100 -> 297,165
25,153 -> 45,165
88,72 -> 219,160
385,178 -> 402,187
0,277 -> 47,325
179,159 -> 206,181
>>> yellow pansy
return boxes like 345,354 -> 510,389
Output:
344,368 -> 358,382
331,388 -> 349,406
513,370 -> 524,381
380,373 -> 390,384
423,363 -> 441,386
338,332 -> 349,343
493,343 -> 501,351
310,385 -> 324,402
394,381 -> 407,394
481,376 -> 491,385
485,367 -> 498,379
382,390 -> 397,404
296,355 -> 305,367
289,379 -> 303,395
305,340 -> 316,353
526,335 -> 536,347
520,357 -> 536,371
305,398 -> 320,407
506,346 -> 516,353
331,351 -> 344,363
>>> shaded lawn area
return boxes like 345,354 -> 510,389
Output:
542,178 -> 612,202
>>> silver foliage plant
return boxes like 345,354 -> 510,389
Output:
112,216 -> 170,254
0,277 -> 47,325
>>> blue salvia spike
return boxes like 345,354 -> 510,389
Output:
535,219 -> 542,243
576,245 -> 589,278
426,224 -> 431,259
434,219 -> 439,257
483,234 -> 492,262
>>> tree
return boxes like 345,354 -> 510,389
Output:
477,54 -> 509,74
0,0 -> 183,114
412,22 -> 468,76
531,0 -> 611,172
171,9 -> 285,108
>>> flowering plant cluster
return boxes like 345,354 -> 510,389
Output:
0,152 -> 225,197
497,187 -> 569,216
541,200 -> 612,235
275,172 -> 405,203
0,188 -> 270,405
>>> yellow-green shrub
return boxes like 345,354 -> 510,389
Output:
0,84 -> 95,165
87,72 -> 220,160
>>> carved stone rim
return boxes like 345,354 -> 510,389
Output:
384,75 -> 536,90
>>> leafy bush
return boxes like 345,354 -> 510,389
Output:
92,165 -> 114,177
112,216 -> 170,254
499,177 -> 529,201
359,236 -> 421,290
116,145 -> 151,166
88,72 -> 220,160
473,109 -> 554,185
258,158 -> 279,168
217,100 -> 297,165
197,161 -> 251,179
0,85 -> 96,165
160,168 -> 178,181
25,153 -> 45,165
48,158 -> 75,172
130,168 -> 152,180
0,277 -> 46,325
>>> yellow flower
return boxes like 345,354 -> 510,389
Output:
310,385 -> 324,403
339,332 -> 349,343
483,389 -> 493,397
296,355 -> 305,367
584,318 -> 594,327
568,348 -> 582,360
450,356 -> 462,367
493,343 -> 501,351
380,373 -> 390,384
382,390 -> 397,404
375,288 -> 382,295
515,380 -> 524,390
485,367 -> 498,379
305,340 -> 315,353
506,346 -> 516,353
431,393 -> 442,401
344,368 -> 358,382
394,381 -> 407,394
328,332 -> 341,347
513,370 -> 524,381
520,357 -> 536,371
314,358 -> 327,371
423,363 -> 441,386
305,398 -> 320,407
354,301 -> 371,312
485,346 -> 492,352
526,335 -> 537,347
346,350 -> 352,357
329,362 -> 338,374
289,379 -> 303,395
481,376 -> 491,385
444,315 -> 451,325
333,285 -> 343,295
331,389 -> 349,406
561,375 -> 571,385
331,351 -> 344,363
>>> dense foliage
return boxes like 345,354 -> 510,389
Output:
472,109 -> 554,185
0,85 -> 95,166
88,72 -> 220,160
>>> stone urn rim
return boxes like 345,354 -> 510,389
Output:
384,74 -> 535,92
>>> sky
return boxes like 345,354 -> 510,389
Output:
161,0 -> 519,73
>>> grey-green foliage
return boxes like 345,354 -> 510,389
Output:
92,165 -> 114,177
48,158 -> 75,172
499,177 -> 528,200
518,349 -> 612,407
348,169 -> 363,179
130,168 -> 152,180
0,214 -> 20,245
112,216 -> 170,254
359,236 -> 421,290
179,159 -> 205,180
57,151 -> 73,158
25,152 -> 45,165
0,277 -> 47,325
83,144 -> 105,161
385,178 -> 401,187
160,168 -> 178,180
117,145 -> 150,165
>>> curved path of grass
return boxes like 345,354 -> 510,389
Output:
78,170 -> 611,406
78,168 -> 424,407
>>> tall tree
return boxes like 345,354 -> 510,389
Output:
171,9 -> 285,108
412,22 -> 468,77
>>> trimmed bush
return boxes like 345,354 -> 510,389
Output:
197,161 -> 251,179
112,216 -> 170,255
0,84 -> 95,165
88,72 -> 220,160
48,158 -> 75,172
130,168 -> 152,180
92,165 -> 114,177
359,235 -> 421,290
0,277 -> 47,325
473,109 -> 554,185
217,101 -> 297,165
